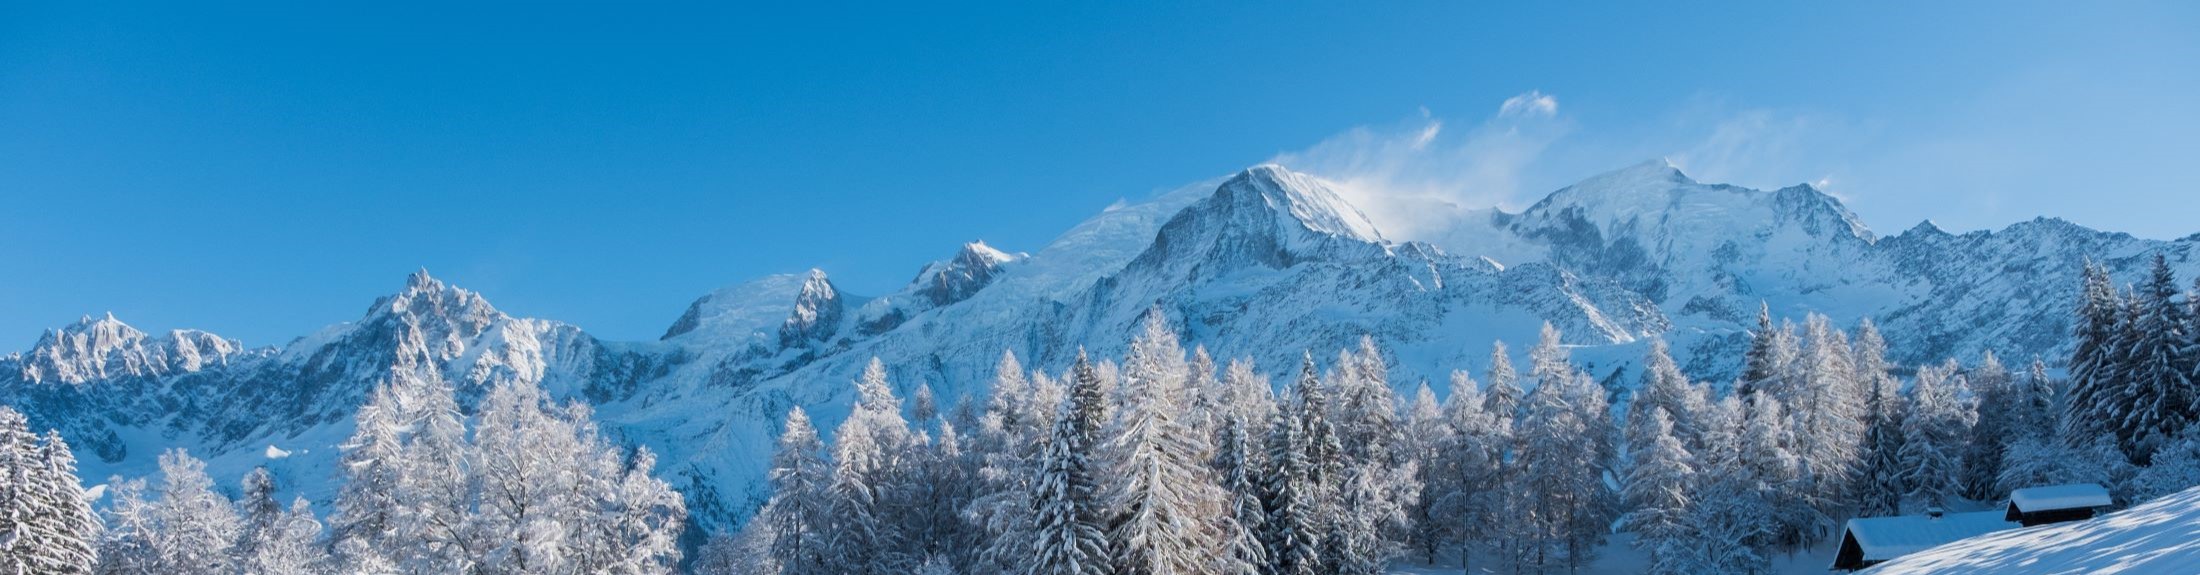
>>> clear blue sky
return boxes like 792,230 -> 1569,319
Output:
4,1 -> 2196,347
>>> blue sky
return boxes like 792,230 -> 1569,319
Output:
3,1 -> 2196,347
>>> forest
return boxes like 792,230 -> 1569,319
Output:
6,255 -> 2200,575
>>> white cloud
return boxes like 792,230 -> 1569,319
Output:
1269,92 -> 1572,242
1498,90 -> 1559,119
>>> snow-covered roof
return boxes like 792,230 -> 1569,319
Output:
2007,483 -> 2113,513
1842,510 -> 2018,562
1867,486 -> 2200,574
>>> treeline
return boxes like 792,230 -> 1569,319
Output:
0,355 -> 689,575
708,258 -> 2200,575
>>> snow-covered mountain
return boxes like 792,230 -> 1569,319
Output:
3,160 -> 2195,527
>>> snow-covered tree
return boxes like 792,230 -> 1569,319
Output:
1212,409 -> 1266,575
330,382 -> 406,568
1739,394 -> 1816,551
239,498 -> 331,575
149,449 -> 242,575
759,408 -> 832,575
1483,342 -> 1521,420
1630,340 -> 1706,451
1102,311 -> 1239,575
1962,351 -> 2017,499
25,429 -> 99,575
1025,352 -> 1114,575
1899,362 -> 1976,510
1619,408 -> 1695,568
1855,374 -> 1907,517
2,406 -> 100,575
93,477 -> 159,575
1510,366 -> 1613,572
1736,304 -> 1798,398
2109,253 -> 2196,463
2062,261 -> 2125,446
1402,382 -> 1449,565
2132,427 -> 2200,502
1261,406 -> 1321,575
1431,369 -> 1507,573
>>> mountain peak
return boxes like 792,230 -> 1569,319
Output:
780,270 -> 845,348
1218,164 -> 1384,243
909,242 -> 1023,308
407,267 -> 438,291
19,312 -> 242,385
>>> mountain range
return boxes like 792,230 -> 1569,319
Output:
5,159 -> 2195,527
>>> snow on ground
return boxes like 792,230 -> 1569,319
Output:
1864,485 -> 2200,574
1385,532 -> 1842,575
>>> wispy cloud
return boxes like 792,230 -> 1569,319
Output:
1498,90 -> 1559,119
1268,92 -> 1572,242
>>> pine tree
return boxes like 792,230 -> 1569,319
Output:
0,406 -> 45,574
1899,363 -> 1975,510
1483,342 -> 1522,420
27,430 -> 99,575
1666,395 -> 1776,575
394,365 -> 470,574
94,477 -> 159,575
1630,340 -> 1706,451
149,449 -> 241,575
1511,367 -> 1612,573
1739,394 -> 1815,551
234,467 -> 282,564
330,381 -> 406,569
1856,375 -> 1907,517
1786,314 -> 1863,523
239,498 -> 331,575
2063,262 -> 2124,445
1736,303 -> 1795,398
1962,351 -> 2016,499
1432,370 -> 1507,573
1026,352 -> 1114,575
1619,408 -> 1695,570
1261,407 -> 1321,575
2110,253 -> 2196,463
1103,311 -> 1237,575
1402,382 -> 1449,565
1213,411 -> 1267,575
761,408 -> 832,575
973,351 -> 1051,574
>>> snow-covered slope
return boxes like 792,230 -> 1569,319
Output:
4,160 -> 2196,529
1863,486 -> 2200,574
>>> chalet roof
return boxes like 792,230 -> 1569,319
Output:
1841,510 -> 2018,563
2007,483 -> 2113,514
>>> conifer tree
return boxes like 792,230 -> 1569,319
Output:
1026,352 -> 1114,575
1899,363 -> 1975,510
1962,351 -> 2016,499
761,408 -> 832,575
1630,340 -> 1705,451
1483,342 -> 1522,420
1103,310 -> 1237,575
2111,253 -> 2196,463
149,449 -> 242,575
239,498 -> 331,575
1212,410 -> 1267,575
2063,262 -> 2124,445
1262,406 -> 1321,575
28,430 -> 99,575
1856,375 -> 1907,517
1619,408 -> 1695,570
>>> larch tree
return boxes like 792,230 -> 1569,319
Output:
1618,408 -> 1696,570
